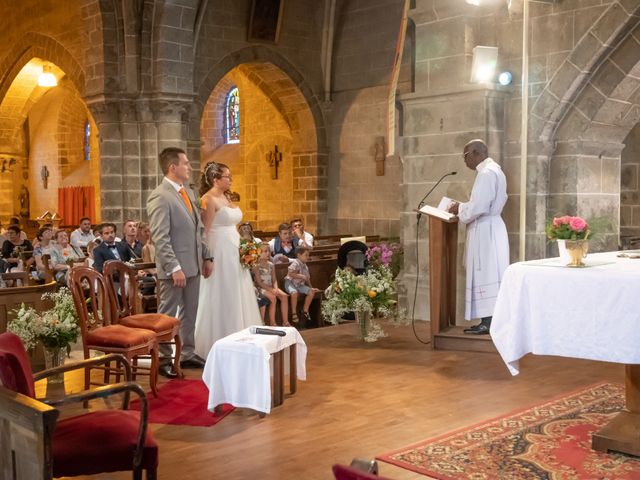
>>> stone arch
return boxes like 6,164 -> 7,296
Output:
196,48 -> 327,232
530,1 -> 640,145
0,33 -> 85,102
195,46 -> 326,150
519,1 -> 640,257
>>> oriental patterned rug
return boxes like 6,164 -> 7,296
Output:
130,379 -> 234,427
377,383 -> 640,479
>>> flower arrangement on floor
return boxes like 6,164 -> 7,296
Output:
322,262 -> 402,342
545,216 -> 591,240
239,238 -> 261,269
8,287 -> 80,352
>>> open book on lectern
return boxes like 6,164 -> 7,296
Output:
418,196 -> 457,221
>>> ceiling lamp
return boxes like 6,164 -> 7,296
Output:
38,65 -> 57,87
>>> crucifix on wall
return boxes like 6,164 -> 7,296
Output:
267,145 -> 282,179
41,165 -> 50,189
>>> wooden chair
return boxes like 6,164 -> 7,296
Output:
68,266 -> 159,397
103,260 -> 182,378
0,331 -> 158,480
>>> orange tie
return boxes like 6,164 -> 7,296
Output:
179,187 -> 193,214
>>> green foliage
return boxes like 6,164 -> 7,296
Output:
7,287 -> 79,352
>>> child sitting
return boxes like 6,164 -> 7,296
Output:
253,244 -> 290,326
284,246 -> 319,323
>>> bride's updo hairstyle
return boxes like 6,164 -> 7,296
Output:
199,161 -> 230,197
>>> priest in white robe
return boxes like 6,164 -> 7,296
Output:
448,139 -> 509,335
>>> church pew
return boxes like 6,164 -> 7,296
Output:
272,257 -> 338,328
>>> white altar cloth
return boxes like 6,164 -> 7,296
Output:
491,251 -> 640,376
202,326 -> 307,414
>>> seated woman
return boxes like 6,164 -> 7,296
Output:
32,227 -> 54,281
238,222 -> 262,243
1,225 -> 34,272
49,230 -> 84,285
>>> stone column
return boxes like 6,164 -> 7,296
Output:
86,98 -> 126,225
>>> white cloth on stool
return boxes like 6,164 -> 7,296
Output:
202,326 -> 307,414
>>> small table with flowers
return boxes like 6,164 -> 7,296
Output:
490,250 -> 640,456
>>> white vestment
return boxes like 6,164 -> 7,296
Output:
458,157 -> 509,320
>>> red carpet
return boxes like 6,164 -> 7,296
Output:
377,383 -> 640,479
129,379 -> 234,427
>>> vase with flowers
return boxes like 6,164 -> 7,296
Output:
545,216 -> 591,267
322,262 -> 402,342
7,287 -> 80,383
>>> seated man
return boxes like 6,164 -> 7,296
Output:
291,217 -> 314,247
70,216 -> 96,249
92,223 -> 132,273
268,223 -> 299,263
123,219 -> 143,259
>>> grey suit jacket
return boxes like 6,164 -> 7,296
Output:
147,179 -> 210,279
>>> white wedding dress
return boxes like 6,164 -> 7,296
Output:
195,206 -> 262,358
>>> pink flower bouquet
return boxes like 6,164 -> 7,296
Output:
545,215 -> 590,240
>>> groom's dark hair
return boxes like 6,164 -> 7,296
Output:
159,147 -> 186,174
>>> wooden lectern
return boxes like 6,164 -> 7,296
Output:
418,205 -> 496,352
419,206 -> 457,345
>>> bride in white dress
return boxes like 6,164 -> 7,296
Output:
194,162 -> 262,358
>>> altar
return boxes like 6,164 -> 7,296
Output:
491,251 -> 640,456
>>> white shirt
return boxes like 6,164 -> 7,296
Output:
70,228 -> 95,248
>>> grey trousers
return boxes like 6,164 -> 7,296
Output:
157,274 -> 200,363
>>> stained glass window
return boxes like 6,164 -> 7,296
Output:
225,87 -> 240,144
84,120 -> 91,161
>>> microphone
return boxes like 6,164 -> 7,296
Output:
249,326 -> 287,336
417,171 -> 457,210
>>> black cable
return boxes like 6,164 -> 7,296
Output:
411,213 -> 431,344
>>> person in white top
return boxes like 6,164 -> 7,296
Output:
448,139 -> 509,335
70,217 -> 95,248
291,217 -> 314,247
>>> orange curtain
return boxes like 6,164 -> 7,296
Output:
58,186 -> 96,226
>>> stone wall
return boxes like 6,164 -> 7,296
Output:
399,0 -> 640,321
327,0 -> 406,238
28,80 -> 99,221
621,122 -> 640,239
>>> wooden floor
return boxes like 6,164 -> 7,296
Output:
46,322 -> 622,480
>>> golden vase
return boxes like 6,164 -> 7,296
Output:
564,240 -> 588,267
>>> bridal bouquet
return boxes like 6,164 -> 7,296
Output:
239,239 -> 261,269
545,215 -> 591,240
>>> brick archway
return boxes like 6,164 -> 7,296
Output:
0,33 -> 85,102
195,47 -> 328,232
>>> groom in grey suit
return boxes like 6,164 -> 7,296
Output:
147,147 -> 213,377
